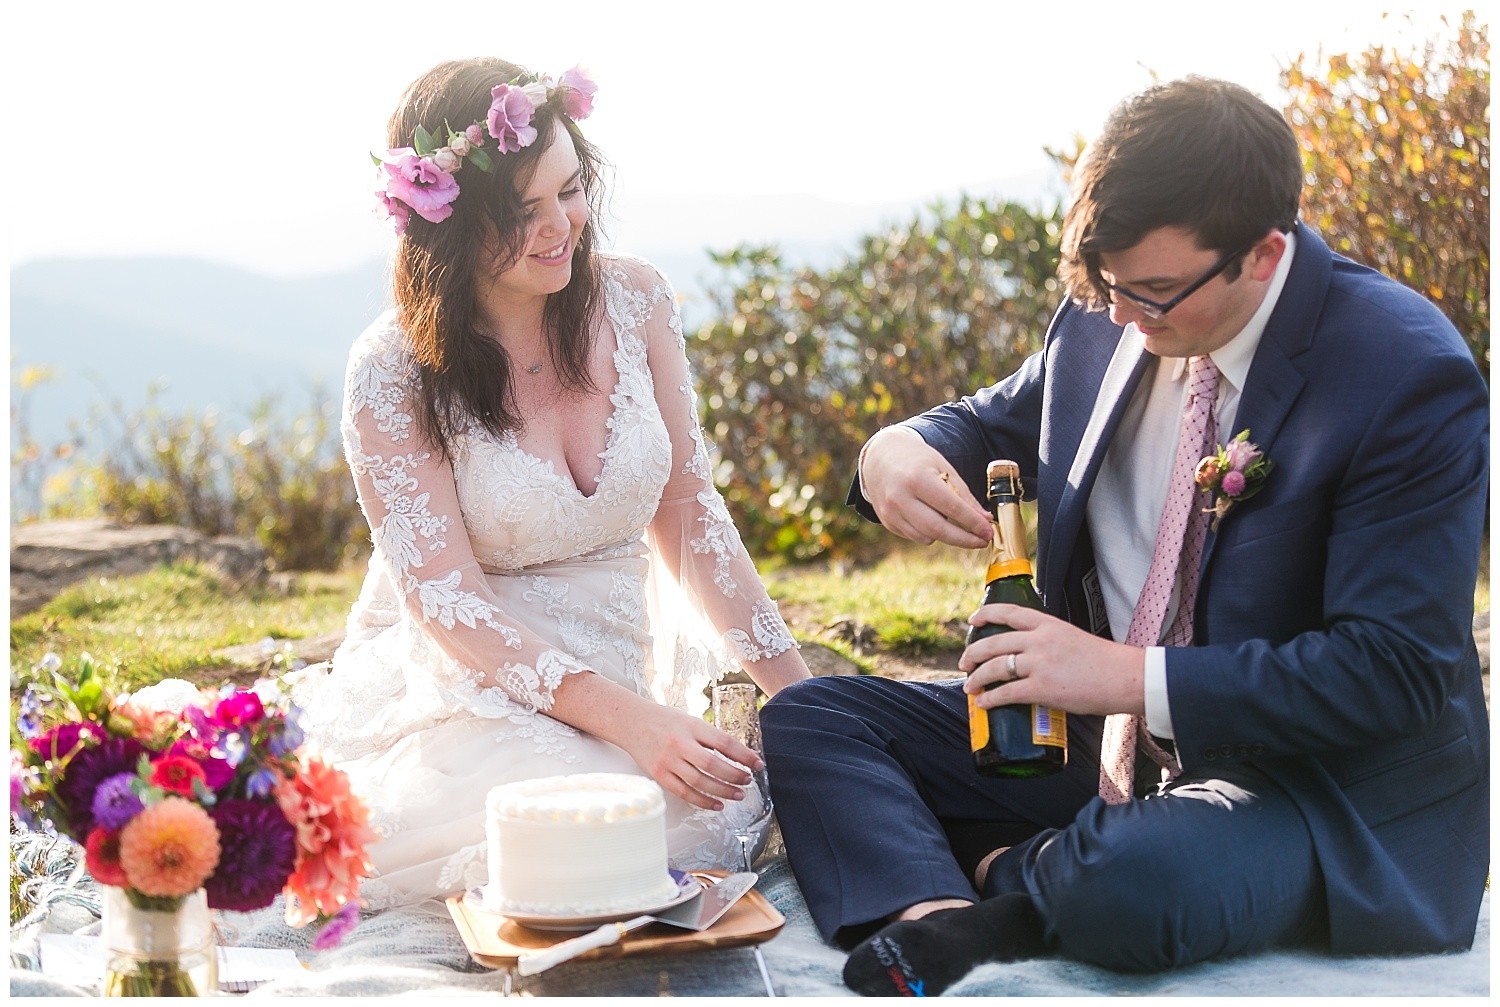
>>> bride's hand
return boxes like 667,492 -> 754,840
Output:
619,704 -> 762,811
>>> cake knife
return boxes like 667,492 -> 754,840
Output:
516,871 -> 758,976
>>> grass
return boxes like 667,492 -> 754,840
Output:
10,537 -> 1489,697
766,544 -> 990,654
10,561 -> 363,694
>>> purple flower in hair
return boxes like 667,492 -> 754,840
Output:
557,66 -> 597,119
379,149 -> 460,224
486,84 -> 538,153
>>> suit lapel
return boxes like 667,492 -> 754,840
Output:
1201,224 -> 1330,573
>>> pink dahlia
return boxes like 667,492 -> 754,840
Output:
205,798 -> 298,912
213,690 -> 265,729
119,797 -> 222,898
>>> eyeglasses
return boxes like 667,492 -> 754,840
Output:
1102,245 -> 1250,319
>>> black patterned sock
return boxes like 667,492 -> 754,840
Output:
842,894 -> 1046,997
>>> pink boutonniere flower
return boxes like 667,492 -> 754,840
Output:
1194,429 -> 1273,532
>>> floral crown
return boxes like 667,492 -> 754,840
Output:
374,66 -> 597,235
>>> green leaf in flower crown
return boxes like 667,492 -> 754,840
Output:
413,124 -> 436,156
467,146 -> 495,173
371,152 -> 384,166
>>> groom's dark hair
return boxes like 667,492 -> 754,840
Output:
1059,76 -> 1302,309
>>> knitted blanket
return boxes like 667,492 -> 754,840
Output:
9,833 -> 1489,997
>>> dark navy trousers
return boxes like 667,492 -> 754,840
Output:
761,676 -> 1328,972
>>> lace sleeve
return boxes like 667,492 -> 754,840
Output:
341,320 -> 591,712
620,265 -> 801,673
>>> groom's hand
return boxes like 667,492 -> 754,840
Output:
858,427 -> 991,549
959,603 -> 1147,717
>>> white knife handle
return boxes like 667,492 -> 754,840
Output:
517,920 -> 632,976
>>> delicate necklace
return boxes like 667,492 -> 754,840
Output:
526,362 -> 543,374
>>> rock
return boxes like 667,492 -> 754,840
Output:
10,519 -> 266,618
212,629 -> 346,671
800,641 -> 861,677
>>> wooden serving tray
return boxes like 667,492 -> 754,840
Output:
446,871 -> 785,970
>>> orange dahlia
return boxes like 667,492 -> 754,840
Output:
275,757 -> 375,927
118,797 -> 221,897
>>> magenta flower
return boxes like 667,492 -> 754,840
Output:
558,66 -> 597,119
1220,470 -> 1247,497
214,690 -> 265,729
379,149 -> 460,225
29,721 -> 107,762
486,84 -> 538,153
311,901 -> 361,951
206,799 -> 299,912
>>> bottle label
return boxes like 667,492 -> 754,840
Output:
968,693 -> 989,751
1032,706 -> 1067,749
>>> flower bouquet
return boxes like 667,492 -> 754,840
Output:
11,653 -> 374,996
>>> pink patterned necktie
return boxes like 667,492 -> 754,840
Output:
1099,354 -> 1221,804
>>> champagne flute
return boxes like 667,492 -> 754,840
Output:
712,682 -> 772,872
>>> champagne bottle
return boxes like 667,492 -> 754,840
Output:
965,460 -> 1067,778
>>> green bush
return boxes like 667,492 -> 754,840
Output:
62,392 -> 368,571
692,196 -> 1063,563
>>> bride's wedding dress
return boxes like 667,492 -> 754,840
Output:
293,254 -> 797,911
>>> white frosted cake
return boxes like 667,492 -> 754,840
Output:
484,773 -> 680,916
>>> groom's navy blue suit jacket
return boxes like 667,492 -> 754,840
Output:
858,225 -> 1489,955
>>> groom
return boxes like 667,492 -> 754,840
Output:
761,76 -> 1488,994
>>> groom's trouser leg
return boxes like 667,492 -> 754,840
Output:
986,763 -> 1328,971
760,676 -> 1101,945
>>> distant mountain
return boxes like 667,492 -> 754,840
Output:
10,172 -> 1061,456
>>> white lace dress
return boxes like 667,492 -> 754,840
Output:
292,254 -> 797,911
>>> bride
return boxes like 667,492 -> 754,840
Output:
293,56 -> 811,910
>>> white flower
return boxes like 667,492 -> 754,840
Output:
432,148 -> 461,172
520,82 -> 549,107
126,678 -> 207,714
448,134 -> 472,157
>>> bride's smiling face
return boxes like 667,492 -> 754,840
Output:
484,127 -> 589,304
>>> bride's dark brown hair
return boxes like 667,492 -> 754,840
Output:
387,57 -> 608,460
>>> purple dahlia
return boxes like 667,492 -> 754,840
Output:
53,736 -> 147,837
205,798 -> 298,912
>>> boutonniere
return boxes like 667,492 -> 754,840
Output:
1194,430 -> 1274,532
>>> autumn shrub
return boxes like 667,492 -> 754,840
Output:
1282,12 -> 1489,372
692,196 -> 1063,562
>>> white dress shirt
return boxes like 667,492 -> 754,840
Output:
1087,231 -> 1297,739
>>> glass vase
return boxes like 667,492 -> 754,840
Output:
101,887 -> 217,997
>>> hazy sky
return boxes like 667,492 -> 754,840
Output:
6,2 -> 1464,277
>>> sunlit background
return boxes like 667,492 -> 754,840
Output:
5,2 -> 1471,516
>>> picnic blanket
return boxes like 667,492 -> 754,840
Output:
9,833 -> 1490,997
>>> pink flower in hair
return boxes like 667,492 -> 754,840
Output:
378,149 -> 460,224
558,66 -> 597,119
487,84 -> 538,153
464,123 -> 486,146
376,191 -> 411,234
